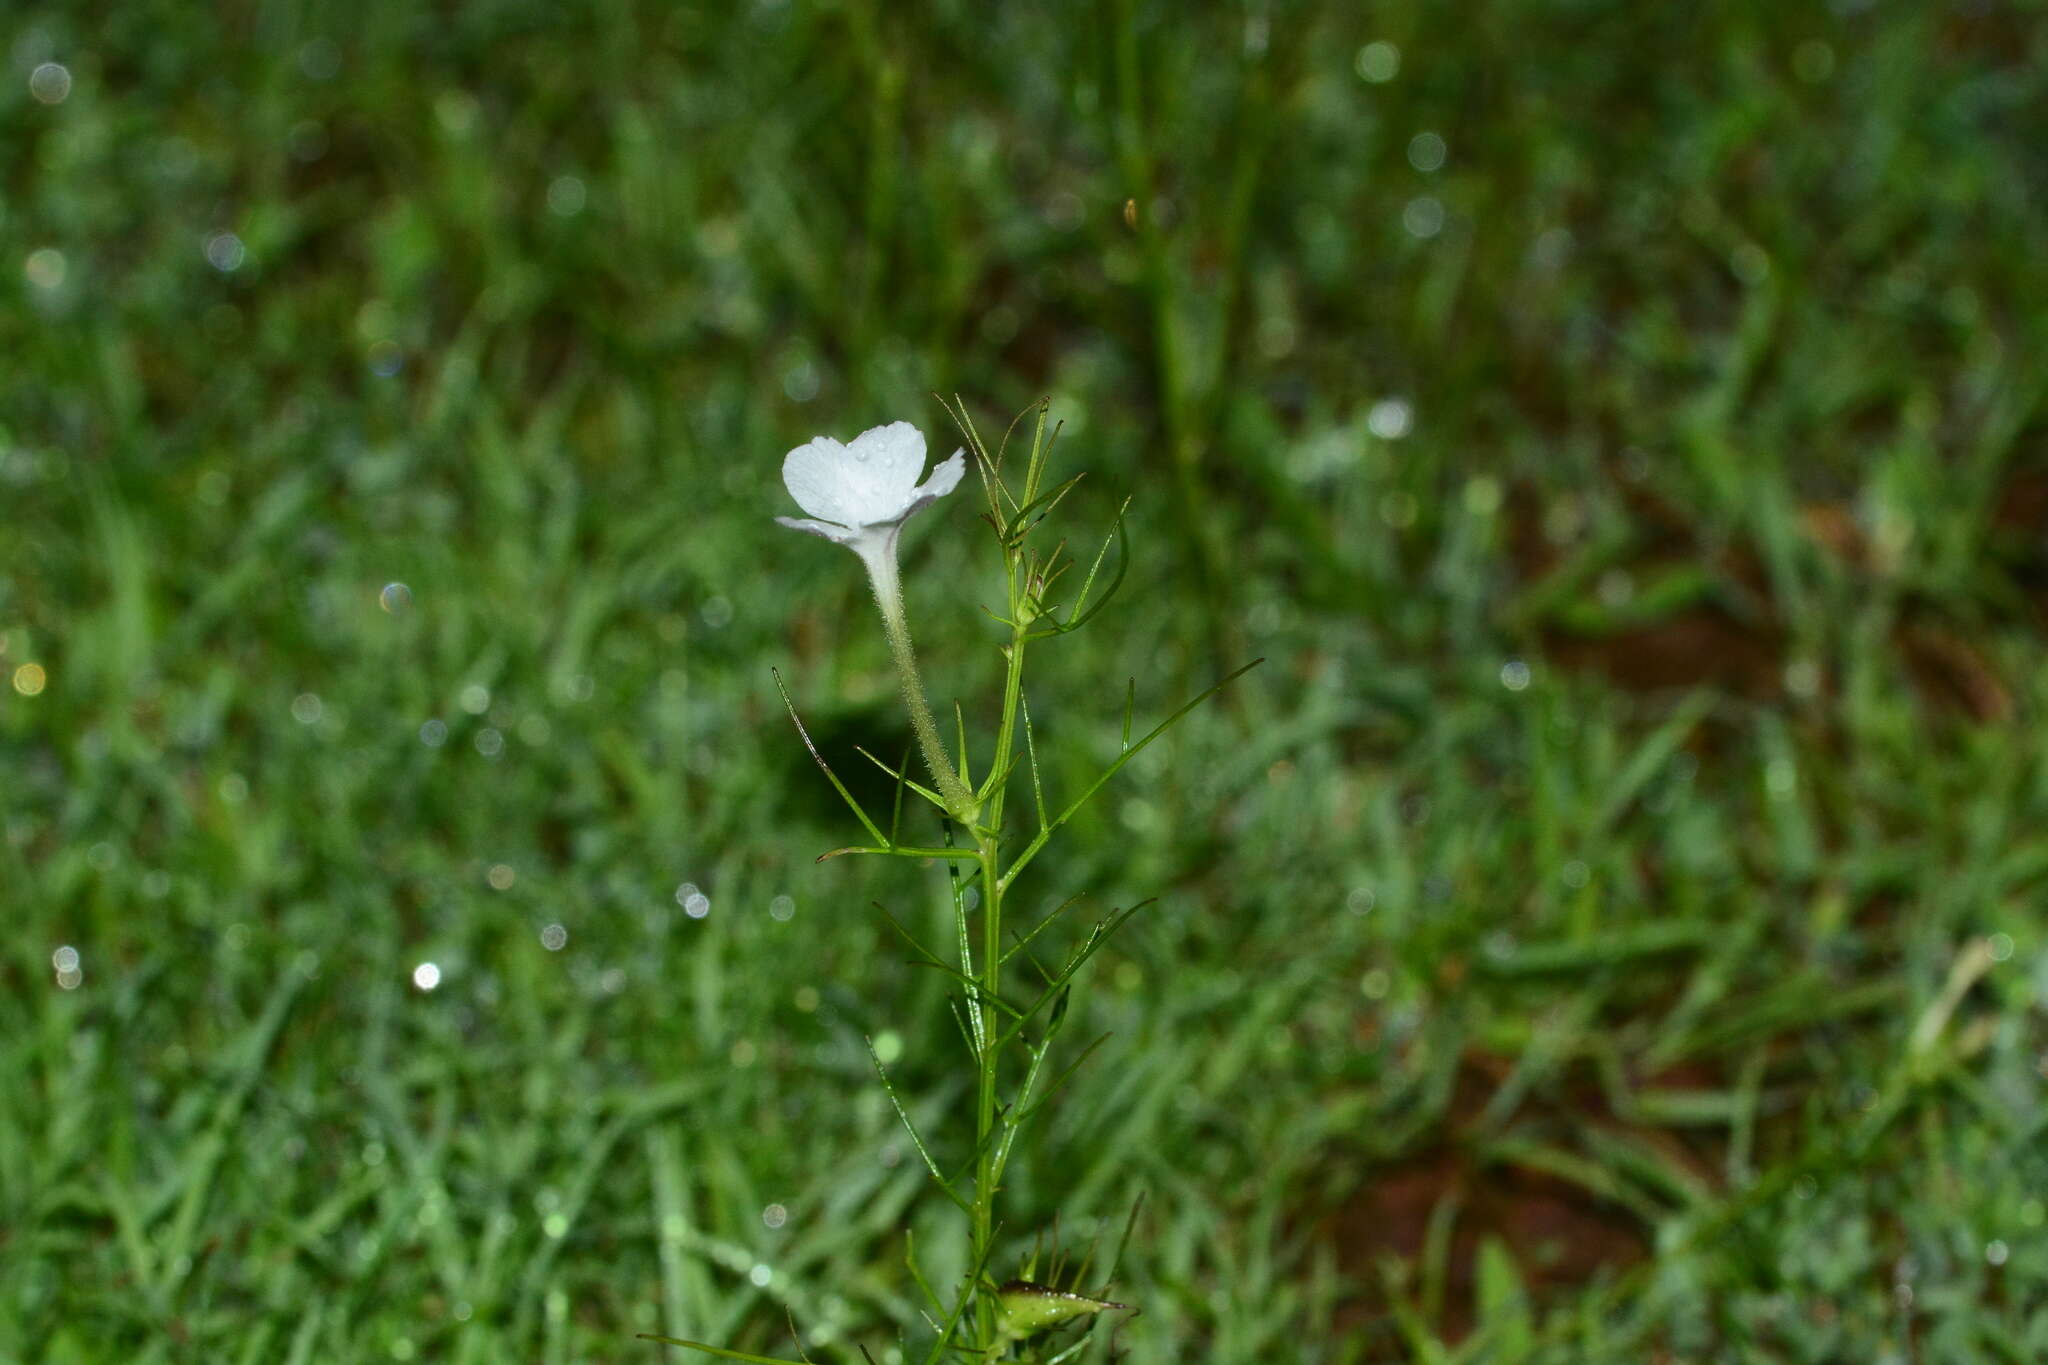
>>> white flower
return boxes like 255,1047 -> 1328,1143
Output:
775,421 -> 965,559
772,419 -> 977,818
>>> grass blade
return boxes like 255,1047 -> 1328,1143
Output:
636,1336 -> 809,1364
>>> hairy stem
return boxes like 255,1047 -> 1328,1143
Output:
858,535 -> 977,818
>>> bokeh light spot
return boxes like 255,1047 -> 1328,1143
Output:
1367,398 -> 1413,440
1355,41 -> 1400,83
547,175 -> 587,216
205,232 -> 246,272
24,249 -> 66,290
29,62 -> 71,104
1403,196 -> 1445,238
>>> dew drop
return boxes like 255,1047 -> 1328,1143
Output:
205,232 -> 246,272
29,63 -> 72,105
1355,41 -> 1400,83
1402,196 -> 1445,239
24,248 -> 65,290
1367,398 -> 1413,440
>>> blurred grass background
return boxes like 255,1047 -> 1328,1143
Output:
5,1 -> 2047,1361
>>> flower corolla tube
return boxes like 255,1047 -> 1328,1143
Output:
775,420 -> 975,816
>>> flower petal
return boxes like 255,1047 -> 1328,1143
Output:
912,449 -> 966,503
889,452 -> 968,529
841,421 -> 928,522
781,435 -> 858,524
775,515 -> 860,545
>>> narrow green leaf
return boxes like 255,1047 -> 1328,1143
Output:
1058,497 -> 1131,635
952,700 -> 973,794
992,904 -> 1148,1053
1019,396 -> 1052,507
950,845 -> 986,1058
904,960 -> 1025,1021
872,902 -> 956,985
772,667 -> 888,848
1003,472 -> 1087,548
1004,661 -> 1264,890
851,745 -> 945,812
999,892 -> 1089,968
1013,1033 -> 1110,1127
902,1229 -> 947,1320
973,739 -> 1029,811
815,845 -> 978,864
1020,693 -> 1048,833
864,1037 -> 970,1215
888,745 -> 911,843
937,391 -> 1012,520
917,1217 -> 1007,1365
993,1036 -> 1061,1177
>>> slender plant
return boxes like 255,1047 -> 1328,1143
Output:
645,400 -> 1257,1364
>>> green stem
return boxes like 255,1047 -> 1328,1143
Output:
859,535 -> 977,818
967,496 -> 1039,1346
971,833 -> 1002,1345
